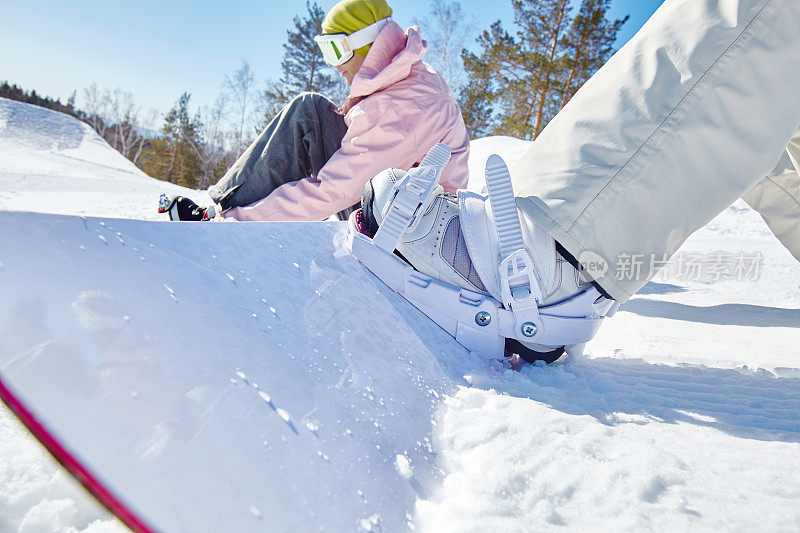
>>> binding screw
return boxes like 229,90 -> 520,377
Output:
475,311 -> 491,326
521,322 -> 537,337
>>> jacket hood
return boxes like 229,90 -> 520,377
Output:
343,22 -> 427,112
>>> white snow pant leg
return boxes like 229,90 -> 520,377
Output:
742,127 -> 800,262
511,0 -> 800,302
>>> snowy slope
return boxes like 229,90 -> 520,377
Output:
0,98 -> 209,220
1,99 -> 799,531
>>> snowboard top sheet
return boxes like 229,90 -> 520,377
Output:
0,212 -> 469,532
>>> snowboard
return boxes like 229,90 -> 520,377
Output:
0,211 -> 471,532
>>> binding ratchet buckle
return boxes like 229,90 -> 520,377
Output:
371,150 -> 447,253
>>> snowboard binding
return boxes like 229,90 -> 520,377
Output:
347,144 -> 617,363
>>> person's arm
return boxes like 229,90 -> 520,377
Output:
219,100 -> 420,222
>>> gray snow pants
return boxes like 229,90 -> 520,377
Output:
208,92 -> 353,220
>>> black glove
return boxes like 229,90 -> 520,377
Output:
158,195 -> 215,221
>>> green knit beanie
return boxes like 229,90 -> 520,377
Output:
322,0 -> 393,58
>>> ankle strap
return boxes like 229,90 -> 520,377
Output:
372,144 -> 452,252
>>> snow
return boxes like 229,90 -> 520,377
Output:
0,97 -> 210,220
0,396 -> 127,532
1,97 -> 799,531
467,135 -> 533,191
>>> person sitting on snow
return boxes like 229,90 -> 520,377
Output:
163,0 -> 470,222
355,0 -> 800,364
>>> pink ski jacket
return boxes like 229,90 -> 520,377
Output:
220,21 -> 470,221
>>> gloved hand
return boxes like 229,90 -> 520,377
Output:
158,195 -> 216,221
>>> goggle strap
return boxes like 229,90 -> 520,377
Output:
315,16 -> 391,52
343,16 -> 391,51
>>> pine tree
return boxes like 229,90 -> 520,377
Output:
461,0 -> 626,140
458,78 -> 495,139
525,0 -> 571,138
559,0 -> 627,109
262,1 -> 347,122
458,45 -> 497,138
140,93 -> 203,188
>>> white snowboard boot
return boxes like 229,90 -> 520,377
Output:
357,155 -> 613,363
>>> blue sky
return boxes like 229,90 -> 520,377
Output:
0,0 -> 664,116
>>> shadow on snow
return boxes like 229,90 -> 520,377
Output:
619,299 -> 800,327
466,356 -> 800,443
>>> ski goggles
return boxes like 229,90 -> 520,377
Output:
314,17 -> 392,66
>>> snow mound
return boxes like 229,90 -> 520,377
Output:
0,97 -> 141,173
467,135 -> 533,191
0,97 -> 208,219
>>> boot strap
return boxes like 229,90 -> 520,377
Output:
484,154 -> 545,339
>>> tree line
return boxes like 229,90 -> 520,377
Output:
2,0 -> 626,189
0,82 -> 79,117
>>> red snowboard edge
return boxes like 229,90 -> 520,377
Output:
0,374 -> 155,533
